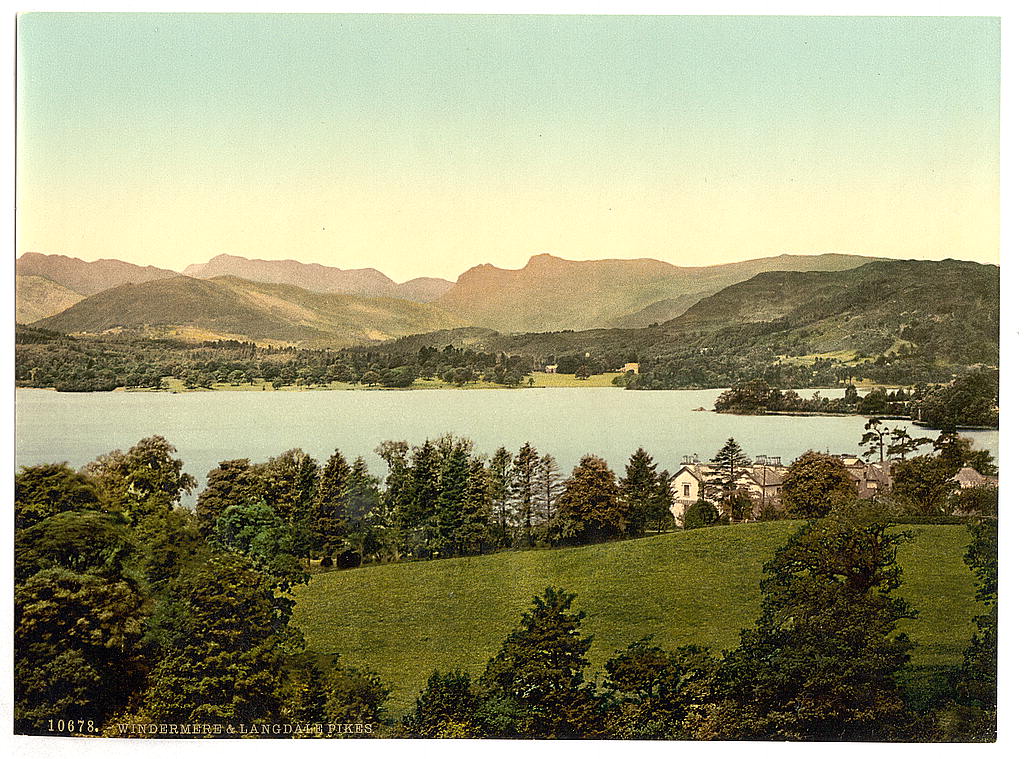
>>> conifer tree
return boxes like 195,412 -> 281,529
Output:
512,442 -> 542,545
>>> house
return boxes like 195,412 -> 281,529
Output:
544,364 -> 558,374
668,454 -> 788,525
951,466 -> 998,490
618,362 -> 640,374
840,455 -> 892,498
668,455 -> 708,525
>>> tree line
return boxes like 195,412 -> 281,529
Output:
713,372 -> 998,429
17,322 -> 993,394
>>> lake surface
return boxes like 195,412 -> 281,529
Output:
15,387 -> 998,505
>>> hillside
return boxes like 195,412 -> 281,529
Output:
183,253 -> 454,302
436,252 -> 876,333
34,275 -> 467,347
16,251 -> 178,295
15,274 -> 84,323
665,258 -> 999,363
292,522 -> 981,715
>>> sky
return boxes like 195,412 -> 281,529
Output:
16,13 -> 1000,282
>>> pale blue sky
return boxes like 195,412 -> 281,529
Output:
17,14 -> 1000,281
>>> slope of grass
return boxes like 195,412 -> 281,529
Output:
291,522 -> 982,715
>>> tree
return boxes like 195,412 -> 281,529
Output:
133,553 -> 300,727
84,436 -> 196,522
551,455 -> 625,545
14,462 -> 102,530
195,459 -> 256,536
888,427 -> 930,461
477,588 -> 602,738
536,454 -> 562,524
709,503 -> 917,740
511,442 -> 542,545
859,418 -> 891,464
620,448 -> 659,537
325,664 -> 390,727
705,438 -> 752,522
14,511 -> 149,733
213,501 -> 310,592
251,449 -> 319,526
312,450 -> 352,557
15,568 -> 150,733
684,499 -> 718,530
891,456 -> 956,515
488,447 -> 514,547
780,451 -> 858,518
604,639 -> 718,739
404,670 -> 482,737
650,470 -> 677,532
939,518 -> 997,741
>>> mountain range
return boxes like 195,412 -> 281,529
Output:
15,251 -> 996,358
182,254 -> 454,302
34,276 -> 465,347
435,252 -> 878,333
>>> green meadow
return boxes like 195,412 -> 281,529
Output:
292,522 -> 983,716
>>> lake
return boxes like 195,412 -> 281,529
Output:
15,387 -> 998,504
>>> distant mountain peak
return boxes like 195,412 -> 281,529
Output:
183,254 -> 453,303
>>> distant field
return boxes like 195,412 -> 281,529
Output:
140,372 -> 625,393
291,522 -> 982,716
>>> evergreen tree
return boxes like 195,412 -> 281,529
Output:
433,438 -> 473,557
312,450 -> 352,557
512,442 -> 542,545
488,447 -> 515,547
478,588 -> 603,738
551,455 -> 625,545
620,448 -> 659,536
455,458 -> 493,555
705,438 -> 752,522
536,454 -> 562,524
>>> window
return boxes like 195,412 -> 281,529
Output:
683,484 -> 691,497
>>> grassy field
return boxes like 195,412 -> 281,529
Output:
143,372 -> 624,393
291,521 -> 982,716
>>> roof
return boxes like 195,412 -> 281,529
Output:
953,466 -> 998,487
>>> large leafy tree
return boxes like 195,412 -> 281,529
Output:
551,455 -> 625,545
780,451 -> 858,518
14,510 -> 149,733
891,456 -> 957,515
709,503 -> 918,741
604,639 -> 719,739
404,670 -> 482,738
14,462 -> 102,530
84,435 -> 196,522
478,588 -> 603,738
195,459 -> 257,536
705,438 -> 752,522
134,553 -> 301,726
